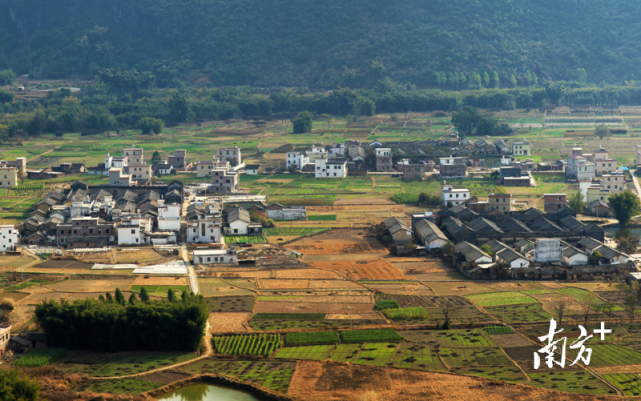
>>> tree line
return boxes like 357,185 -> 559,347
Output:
34,289 -> 208,352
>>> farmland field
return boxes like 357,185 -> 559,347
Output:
485,304 -> 554,323
213,334 -> 282,356
74,378 -> 161,395
603,373 -> 641,396
330,344 -> 363,363
426,329 -> 496,348
353,342 -> 398,366
286,331 -> 340,346
391,342 -> 445,371
275,345 -> 335,360
14,348 -> 67,367
224,235 -> 266,244
465,292 -> 538,306
341,329 -> 404,343
129,285 -> 190,297
528,371 -> 615,394
440,347 -> 513,367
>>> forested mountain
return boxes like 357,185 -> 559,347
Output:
0,0 -> 640,88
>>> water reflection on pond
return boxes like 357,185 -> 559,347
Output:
156,383 -> 260,401
603,227 -> 641,240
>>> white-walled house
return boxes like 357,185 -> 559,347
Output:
496,248 -> 530,269
187,218 -> 222,243
306,145 -> 328,162
563,246 -> 588,266
0,225 -> 17,252
157,200 -> 181,231
414,219 -> 447,251
286,152 -> 309,170
156,163 -> 173,176
441,185 -> 470,206
193,249 -> 238,265
117,218 -> 152,245
227,207 -> 251,235
315,156 -> 347,178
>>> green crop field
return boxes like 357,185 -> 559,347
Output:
391,342 -> 445,371
555,288 -> 603,305
129,285 -> 190,297
286,331 -> 340,346
485,304 -> 554,323
603,373 -> 641,396
224,235 -> 266,244
354,342 -> 398,366
426,329 -> 495,348
440,347 -> 512,367
567,344 -> 641,367
56,352 -> 197,377
341,329 -> 404,343
183,360 -> 296,393
465,292 -> 537,306
73,378 -> 161,395
307,214 -> 337,221
213,334 -> 283,357
14,348 -> 67,367
382,306 -> 429,321
484,326 -> 514,335
374,299 -> 400,311
330,344 -> 363,363
275,345 -> 335,360
528,371 -> 615,395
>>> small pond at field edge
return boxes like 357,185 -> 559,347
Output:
156,383 -> 260,401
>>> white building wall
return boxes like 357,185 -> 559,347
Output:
286,152 -> 309,169
426,238 -> 447,251
565,254 -> 589,266
188,220 -> 221,243
229,220 -> 249,235
315,158 -> 347,178
0,225 -> 18,252
534,239 -> 564,262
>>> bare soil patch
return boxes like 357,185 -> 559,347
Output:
204,296 -> 255,312
0,292 -> 30,302
22,291 -> 69,304
259,279 -> 309,289
208,313 -> 251,333
65,291 -> 134,301
198,278 -> 254,297
113,247 -> 164,264
326,312 -> 383,320
366,283 -> 434,296
213,270 -> 273,278
291,242 -> 386,255
36,260 -> 92,269
309,260 -> 412,280
0,255 -> 36,270
308,280 -> 365,289
254,302 -> 374,314
491,334 -> 533,348
139,370 -> 193,384
45,278 -> 136,292
274,269 -> 341,279
530,293 -> 585,315
484,282 -> 546,292
376,294 -> 432,308
426,282 -> 495,296
9,305 -> 35,329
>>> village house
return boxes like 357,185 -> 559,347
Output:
225,207 -> 262,236
0,225 -> 17,252
401,163 -> 425,181
544,194 -> 567,213
512,140 -> 531,156
286,152 -> 309,170
454,241 -> 493,269
117,217 -> 152,245
488,193 -> 513,212
109,168 -> 132,186
375,148 -> 393,172
0,157 -> 26,171
593,147 -> 617,176
245,164 -> 261,175
217,147 -> 241,165
266,203 -> 307,220
56,216 -> 115,248
438,156 -> 467,179
168,150 -> 187,168
156,163 -> 173,176
567,149 -> 596,181
601,171 -> 626,194
0,166 -> 17,188
211,168 -> 240,193
187,217 -> 222,243
563,246 -> 588,265
382,216 -> 413,246
315,156 -> 347,178
193,249 -> 238,265
0,325 -> 10,356
157,200 -> 181,231
441,185 -> 470,206
414,219 -> 447,251
496,247 -> 530,269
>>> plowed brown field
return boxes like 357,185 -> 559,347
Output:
289,361 -> 617,401
274,269 -> 342,279
259,279 -> 310,289
132,276 -> 189,286
254,302 -> 374,314
290,242 -> 386,255
309,260 -> 413,280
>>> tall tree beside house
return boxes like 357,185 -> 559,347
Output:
151,151 -> 162,166
17,167 -> 26,184
568,191 -> 585,213
609,191 -> 641,226
293,111 -> 313,134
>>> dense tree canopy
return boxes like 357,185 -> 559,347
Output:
609,191 -> 641,226
0,369 -> 40,401
4,1 -> 641,87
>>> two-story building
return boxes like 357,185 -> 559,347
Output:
402,163 -> 425,181
567,154 -> 595,181
441,186 -> 470,206
193,249 -> 238,265
512,141 -> 531,156
117,218 -> 152,245
286,152 -> 309,170
211,169 -> 239,193
315,156 -> 347,178
217,147 -> 241,165
306,145 -> 328,162
488,193 -> 513,212
157,200 -> 181,231
593,147 -> 617,176
168,150 -> 187,168
544,193 -> 567,213
109,168 -> 132,186
187,217 -> 222,243
439,157 -> 467,179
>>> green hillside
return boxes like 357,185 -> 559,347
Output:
0,0 -> 640,87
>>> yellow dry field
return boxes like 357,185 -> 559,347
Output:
308,280 -> 365,289
564,282 -> 627,292
425,282 -> 496,296
273,269 -> 342,279
326,312 -> 383,320
259,279 -> 310,289
390,259 -> 460,280
253,302 -> 374,314
266,236 -> 299,243
132,276 -> 189,287
216,270 -> 273,278
45,278 -> 136,292
208,313 -> 251,333
0,255 -> 37,270
113,248 -> 164,264
198,278 -> 254,297
258,295 -> 372,304
529,292 -> 586,315
22,291 -> 69,304
483,282 -> 547,292
364,283 -> 435,296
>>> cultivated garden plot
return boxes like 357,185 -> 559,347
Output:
449,366 -> 526,383
425,329 -> 496,348
45,278 -> 136,293
485,304 -> 555,323
603,373 -> 641,396
528,371 -> 616,395
275,345 -> 336,360
566,344 -> 641,367
330,344 -> 363,363
391,342 -> 445,371
252,301 -> 374,314
73,378 -> 161,395
55,352 -> 198,377
213,334 -> 283,357
204,295 -> 255,312
465,291 -> 538,306
183,359 -> 297,393
354,343 -> 399,366
272,269 -> 342,279
197,278 -> 254,297
440,347 -> 513,367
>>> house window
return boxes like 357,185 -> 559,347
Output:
207,257 -> 211,262
131,229 -> 136,234
135,238 -> 139,243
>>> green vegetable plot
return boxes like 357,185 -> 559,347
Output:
426,329 -> 496,347
392,343 -> 445,371
286,331 -> 340,346
354,343 -> 398,366
14,348 -> 67,367
213,334 -> 282,357
340,329 -> 404,343
465,292 -> 537,306
330,344 -> 362,363
604,373 -> 641,396
275,345 -> 335,360
382,306 -> 429,321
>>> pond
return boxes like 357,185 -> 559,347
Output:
603,227 -> 641,240
156,383 -> 260,401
